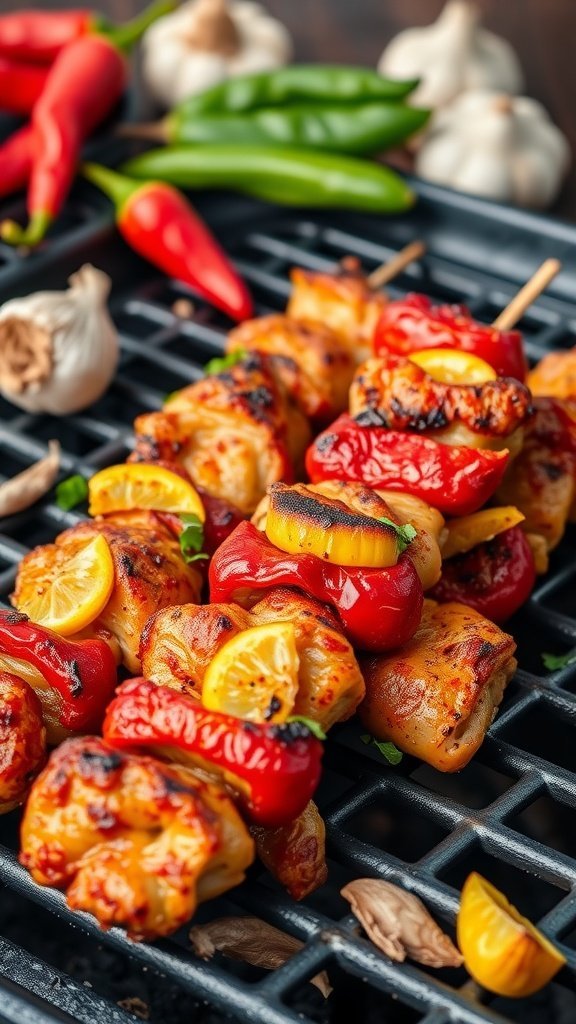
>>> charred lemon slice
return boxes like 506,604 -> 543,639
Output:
88,464 -> 205,520
457,872 -> 565,997
14,533 -> 114,636
202,622 -> 299,724
442,506 -> 525,559
410,348 -> 497,385
265,482 -> 401,568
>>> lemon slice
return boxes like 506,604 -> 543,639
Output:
442,506 -> 525,559
88,464 -> 205,520
457,872 -> 565,997
14,533 -> 114,636
202,622 -> 300,723
409,348 -> 496,385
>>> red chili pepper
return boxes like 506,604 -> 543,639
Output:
0,2 -> 174,64
0,124 -> 35,201
0,2 -> 174,248
103,677 -> 323,828
209,520 -> 423,652
374,294 -> 528,382
306,413 -> 510,517
0,610 -> 117,732
0,58 -> 48,114
430,526 -> 536,623
81,163 -> 253,321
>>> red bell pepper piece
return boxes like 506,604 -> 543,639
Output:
81,163 -> 253,322
209,520 -> 423,652
306,413 -> 510,517
374,294 -> 528,382
0,125 -> 36,201
0,2 -> 173,248
0,611 -> 117,731
0,2 -> 174,64
431,526 -> 536,623
0,58 -> 48,115
103,677 -> 323,828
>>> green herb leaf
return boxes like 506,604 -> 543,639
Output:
164,389 -> 180,405
55,475 -> 88,511
378,517 -> 417,554
179,513 -> 209,564
542,651 -> 576,671
205,349 -> 247,376
360,732 -> 403,764
286,716 -> 326,741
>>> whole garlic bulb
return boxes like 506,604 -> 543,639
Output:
142,0 -> 293,109
0,264 -> 119,415
378,0 -> 524,110
415,91 -> 571,208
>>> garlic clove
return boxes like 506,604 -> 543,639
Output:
0,440 -> 60,518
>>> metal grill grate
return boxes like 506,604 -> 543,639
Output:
1,180 -> 576,1024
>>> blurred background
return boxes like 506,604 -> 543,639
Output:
0,0 -> 573,217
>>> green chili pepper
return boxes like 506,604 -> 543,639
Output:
120,144 -> 415,213
179,65 -> 420,116
125,101 -> 430,155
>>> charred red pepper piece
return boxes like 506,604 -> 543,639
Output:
0,58 -> 48,114
0,611 -> 117,731
306,413 -> 510,517
103,677 -> 323,828
81,163 -> 253,321
374,294 -> 527,382
0,125 -> 35,201
431,526 -> 536,623
209,520 -> 423,652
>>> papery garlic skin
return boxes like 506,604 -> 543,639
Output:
378,0 -> 523,111
415,91 -> 570,208
142,0 -> 292,109
0,265 -> 119,416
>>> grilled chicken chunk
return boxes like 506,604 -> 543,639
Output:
0,672 -> 46,813
286,257 -> 387,364
141,588 -> 365,731
360,600 -> 517,772
13,511 -> 202,673
528,348 -> 576,401
251,800 -> 327,901
350,355 -> 532,450
496,397 -> 576,553
132,354 -> 310,515
20,736 -> 254,941
227,314 -> 355,423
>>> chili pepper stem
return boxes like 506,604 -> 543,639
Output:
116,119 -> 171,142
81,161 -> 140,211
1,211 -> 52,248
104,0 -> 177,52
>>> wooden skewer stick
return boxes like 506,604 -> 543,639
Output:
367,240 -> 426,290
492,258 -> 561,330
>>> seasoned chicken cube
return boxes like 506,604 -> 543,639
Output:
0,672 -> 46,813
251,800 -> 327,901
360,599 -> 517,772
20,736 -> 254,941
528,347 -> 576,401
13,511 -> 202,673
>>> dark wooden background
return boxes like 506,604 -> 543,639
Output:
1,0 -> 575,219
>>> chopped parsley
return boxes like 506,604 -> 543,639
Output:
55,474 -> 88,511
378,517 -> 417,554
179,513 -> 209,563
287,716 -> 326,740
541,651 -> 576,672
205,348 -> 247,376
361,733 -> 403,765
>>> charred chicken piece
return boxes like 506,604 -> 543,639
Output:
227,314 -> 355,423
360,599 -> 517,772
131,353 -> 310,516
0,671 -> 46,813
349,355 -> 533,448
286,257 -> 387,364
527,347 -> 576,401
141,588 -> 365,731
20,736 -> 254,941
13,511 -> 202,674
251,800 -> 327,901
496,397 -> 576,553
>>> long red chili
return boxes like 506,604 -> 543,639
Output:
0,2 -> 175,64
0,125 -> 36,201
0,611 -> 117,731
0,58 -> 48,114
306,412 -> 510,517
81,163 -> 253,321
103,678 -> 323,828
209,519 -> 423,652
